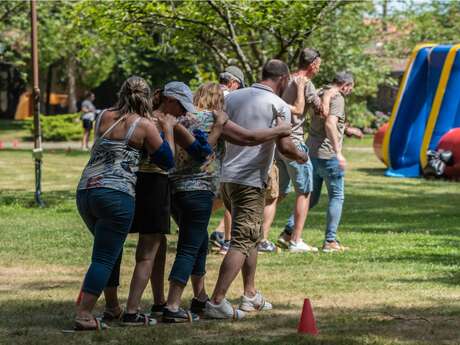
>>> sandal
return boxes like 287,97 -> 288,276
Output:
121,312 -> 157,327
162,307 -> 199,323
74,316 -> 109,331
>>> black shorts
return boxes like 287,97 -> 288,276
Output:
82,119 -> 93,130
130,172 -> 171,234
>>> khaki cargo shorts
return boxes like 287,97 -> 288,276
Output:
265,163 -> 279,201
221,182 -> 266,256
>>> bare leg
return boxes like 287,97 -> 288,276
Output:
210,248 -> 246,304
241,247 -> 258,297
215,217 -> 225,232
166,280 -> 186,311
126,234 -> 162,313
291,193 -> 311,242
262,198 -> 277,240
103,287 -> 122,315
191,275 -> 208,301
76,292 -> 98,319
223,210 -> 232,240
151,235 -> 167,305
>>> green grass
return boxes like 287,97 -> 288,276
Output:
0,119 -> 30,142
0,137 -> 459,345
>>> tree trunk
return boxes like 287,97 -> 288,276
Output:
67,57 -> 77,113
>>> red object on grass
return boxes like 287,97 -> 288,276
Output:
297,298 -> 318,335
373,123 -> 389,165
0,141 -> 3,149
76,290 -> 83,306
437,127 -> 460,180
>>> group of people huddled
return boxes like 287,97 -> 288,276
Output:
73,47 -> 354,331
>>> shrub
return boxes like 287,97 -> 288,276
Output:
26,113 -> 83,141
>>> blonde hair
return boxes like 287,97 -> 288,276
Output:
193,82 -> 224,112
115,76 -> 152,118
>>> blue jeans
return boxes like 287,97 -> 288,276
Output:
277,144 -> 313,195
284,157 -> 345,242
77,188 -> 135,296
169,191 -> 214,285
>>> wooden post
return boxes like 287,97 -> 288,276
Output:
30,0 -> 44,207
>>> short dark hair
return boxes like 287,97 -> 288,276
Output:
84,91 -> 94,99
298,48 -> 320,69
261,59 -> 290,81
333,71 -> 354,85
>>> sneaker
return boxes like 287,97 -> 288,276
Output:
101,307 -> 123,323
239,291 -> 273,312
288,240 -> 319,253
322,240 -> 349,253
257,240 -> 276,253
277,231 -> 291,249
219,240 -> 230,255
190,298 -> 209,314
121,312 -> 157,326
210,231 -> 225,249
162,307 -> 199,323
150,303 -> 166,318
204,299 -> 246,320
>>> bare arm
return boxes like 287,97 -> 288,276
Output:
289,77 -> 306,116
325,115 -> 346,169
174,123 -> 197,149
321,87 -> 339,118
276,135 -> 308,163
222,119 -> 291,146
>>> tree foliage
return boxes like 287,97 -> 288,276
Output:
75,0 -> 388,126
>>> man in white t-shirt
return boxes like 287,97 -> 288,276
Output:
205,59 -> 308,320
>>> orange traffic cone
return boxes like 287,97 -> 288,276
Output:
297,298 -> 318,335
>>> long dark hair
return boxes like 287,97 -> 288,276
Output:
114,76 -> 152,118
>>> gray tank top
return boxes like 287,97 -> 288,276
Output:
77,110 -> 142,197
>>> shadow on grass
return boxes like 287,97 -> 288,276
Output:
0,190 -> 75,208
0,300 -> 458,345
356,167 -> 388,177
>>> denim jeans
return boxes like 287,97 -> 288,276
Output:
76,188 -> 135,296
284,157 -> 345,242
169,190 -> 214,285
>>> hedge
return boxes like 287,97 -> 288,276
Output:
26,113 -> 83,141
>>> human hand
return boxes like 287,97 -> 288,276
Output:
293,76 -> 307,89
274,115 -> 292,137
212,110 -> 229,126
345,126 -> 364,139
296,151 -> 309,164
157,112 -> 178,131
337,152 -> 347,170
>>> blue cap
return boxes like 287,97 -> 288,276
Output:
163,81 -> 195,113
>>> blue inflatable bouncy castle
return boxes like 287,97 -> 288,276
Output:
375,44 -> 460,178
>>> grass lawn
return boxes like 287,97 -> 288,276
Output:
0,137 -> 459,345
0,119 -> 31,142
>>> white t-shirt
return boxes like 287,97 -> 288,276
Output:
221,83 -> 291,188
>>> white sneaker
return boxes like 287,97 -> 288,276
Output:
288,240 -> 319,253
204,299 -> 246,320
239,291 -> 273,312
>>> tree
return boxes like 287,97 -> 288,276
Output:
77,0 -> 387,126
0,1 -> 116,113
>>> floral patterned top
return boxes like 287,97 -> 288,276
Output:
77,113 -> 142,197
169,110 -> 225,195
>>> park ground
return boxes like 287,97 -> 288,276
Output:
0,123 -> 459,345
